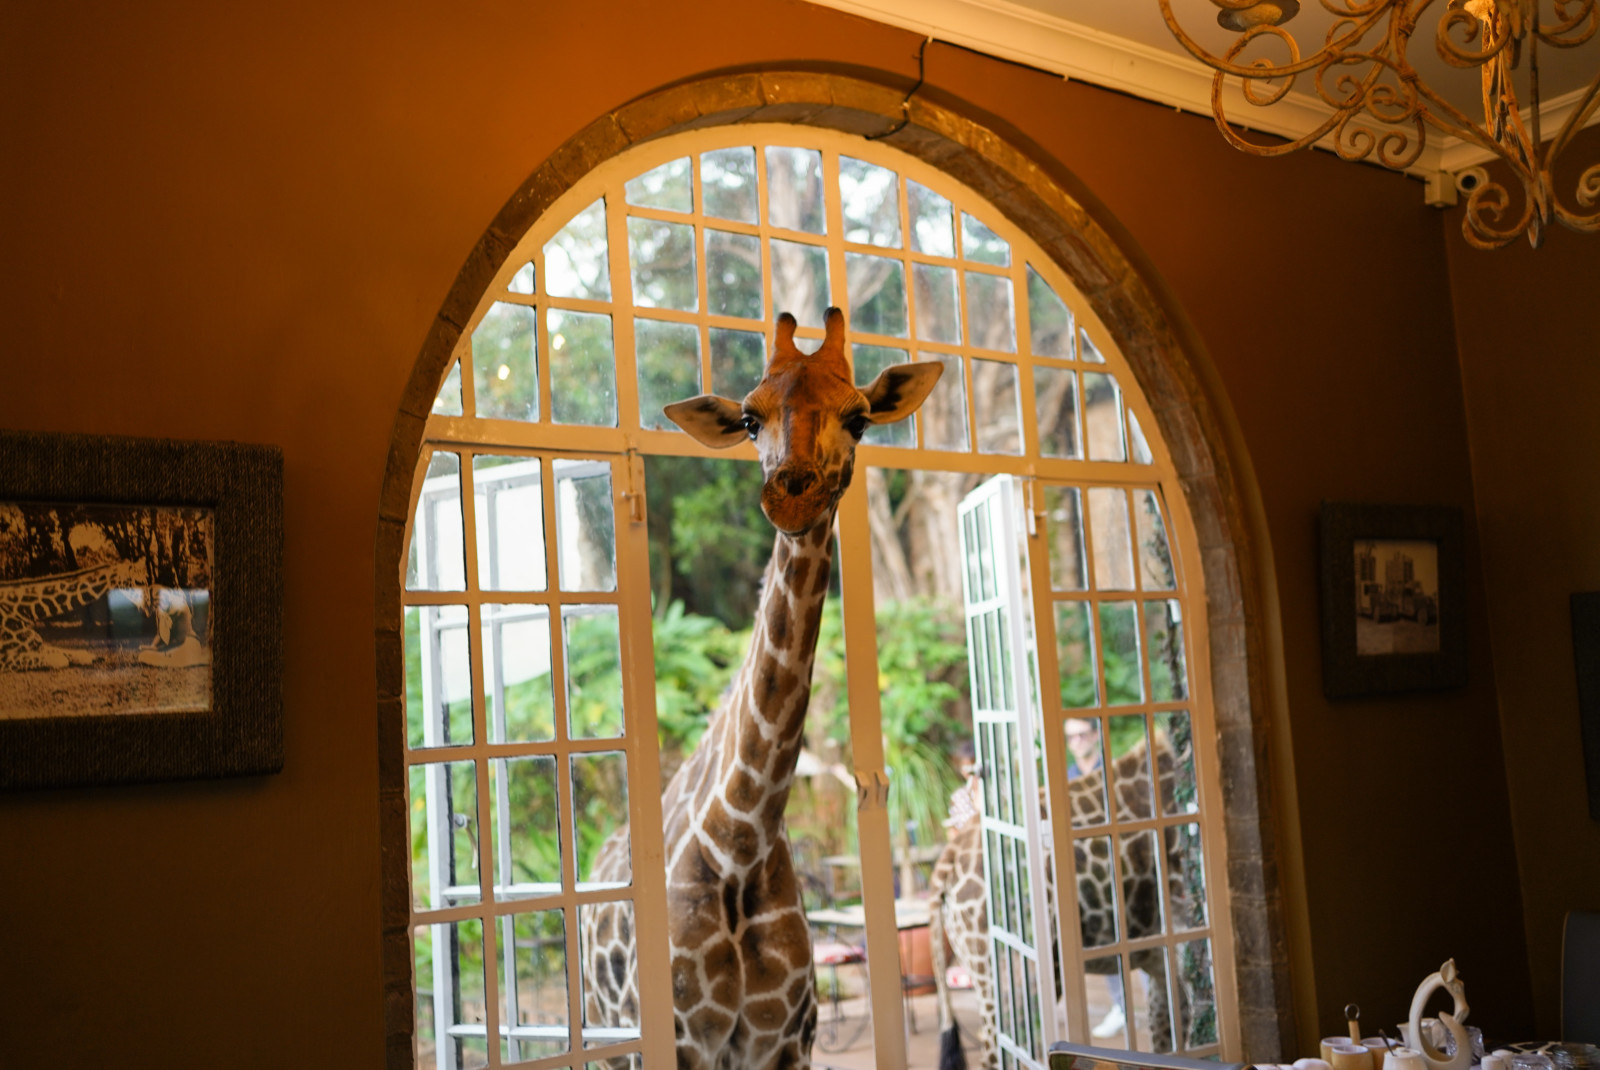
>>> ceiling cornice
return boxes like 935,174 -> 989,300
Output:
805,0 -> 1597,186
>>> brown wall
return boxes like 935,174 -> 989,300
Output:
1446,125 -> 1600,1039
0,1 -> 1536,1064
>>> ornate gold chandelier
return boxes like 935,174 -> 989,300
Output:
1159,0 -> 1600,248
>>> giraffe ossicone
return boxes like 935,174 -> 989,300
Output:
582,308 -> 941,1070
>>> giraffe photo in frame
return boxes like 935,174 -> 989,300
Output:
0,431 -> 282,790
0,500 -> 215,719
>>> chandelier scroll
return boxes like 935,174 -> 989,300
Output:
1158,0 -> 1600,249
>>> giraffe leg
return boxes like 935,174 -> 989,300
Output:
0,618 -> 96,672
930,887 -> 967,1070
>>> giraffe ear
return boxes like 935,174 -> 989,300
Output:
664,395 -> 748,448
862,361 -> 944,424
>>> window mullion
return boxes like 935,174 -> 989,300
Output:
833,474 -> 910,1070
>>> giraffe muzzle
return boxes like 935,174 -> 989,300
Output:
761,469 -> 836,536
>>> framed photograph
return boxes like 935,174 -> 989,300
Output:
0,430 -> 282,789
1319,502 -> 1467,699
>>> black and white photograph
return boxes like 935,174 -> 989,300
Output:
0,501 -> 214,720
1354,538 -> 1441,655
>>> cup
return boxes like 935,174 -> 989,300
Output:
1326,1039 -> 1360,1064
1330,1044 -> 1375,1070
1384,1047 -> 1426,1070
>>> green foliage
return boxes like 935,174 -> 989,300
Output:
644,456 -> 768,629
810,596 -> 970,849
651,599 -> 748,761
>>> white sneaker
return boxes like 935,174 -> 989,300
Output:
1091,1003 -> 1126,1039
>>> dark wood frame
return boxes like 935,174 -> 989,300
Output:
1568,592 -> 1600,822
1319,501 -> 1468,699
0,430 -> 283,789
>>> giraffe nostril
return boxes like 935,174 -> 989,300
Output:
783,471 -> 813,496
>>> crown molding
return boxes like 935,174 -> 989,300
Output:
804,0 -> 1598,185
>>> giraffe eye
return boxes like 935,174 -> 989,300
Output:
845,414 -> 869,439
741,415 -> 761,440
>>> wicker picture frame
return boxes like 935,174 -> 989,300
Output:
0,430 -> 282,789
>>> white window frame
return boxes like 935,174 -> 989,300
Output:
401,123 -> 1239,1068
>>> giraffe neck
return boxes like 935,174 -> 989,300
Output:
697,516 -> 835,836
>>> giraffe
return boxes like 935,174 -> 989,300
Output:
0,558 -> 149,673
929,728 -> 1209,1070
579,308 -> 943,1070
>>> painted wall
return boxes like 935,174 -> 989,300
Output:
1446,125 -> 1600,1039
0,1 -> 1537,1064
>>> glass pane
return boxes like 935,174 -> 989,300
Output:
846,253 -> 907,337
1128,408 -> 1154,464
415,920 -> 488,1070
1044,486 -> 1087,591
918,353 -> 968,451
972,358 -> 1021,455
965,272 -> 1016,353
764,145 -> 825,234
1084,954 -> 1129,1048
414,925 -> 438,1064
628,218 -> 697,312
701,146 -> 758,223
473,303 -> 540,423
1176,939 -> 1220,1048
1164,823 -> 1208,931
710,327 -> 765,400
1088,487 -> 1135,591
635,318 -> 701,432
545,198 -> 610,301
907,179 -> 955,257
509,261 -> 535,295
547,310 -> 617,427
1056,601 -> 1098,711
911,262 -> 960,343
838,156 -> 900,247
1076,836 -> 1119,947
474,455 -> 547,592
1154,710 -> 1199,816
624,156 -> 691,212
1108,713 -> 1153,819
572,752 -> 631,885
1129,945 -> 1174,1053
410,761 -> 480,909
1084,372 -> 1127,462
1035,366 -> 1082,459
564,605 -> 623,740
705,229 -> 763,320
1027,266 -> 1073,358
433,361 -> 463,416
1065,715 -> 1108,826
1134,489 -> 1176,591
1120,828 -> 1164,938
1100,603 -> 1143,705
497,910 -> 568,1062
769,238 -> 830,328
482,604 -> 554,744
555,461 -> 617,592
852,345 -> 912,447
961,212 -> 1010,266
1144,600 -> 1188,702
491,756 -> 561,898
405,604 -> 473,748
580,900 -> 642,1048
1080,327 -> 1106,363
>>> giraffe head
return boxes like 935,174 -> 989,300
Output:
664,307 -> 942,535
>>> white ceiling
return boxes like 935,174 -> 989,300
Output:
804,0 -> 1599,181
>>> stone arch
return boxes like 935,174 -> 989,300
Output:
373,67 -> 1295,1066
